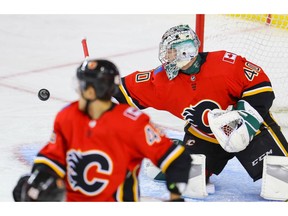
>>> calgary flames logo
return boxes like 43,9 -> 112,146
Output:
67,150 -> 113,196
182,100 -> 220,134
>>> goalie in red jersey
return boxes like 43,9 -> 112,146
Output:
114,24 -> 288,200
12,59 -> 192,202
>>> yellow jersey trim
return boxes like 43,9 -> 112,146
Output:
263,121 -> 288,156
187,126 -> 219,144
34,157 -> 65,178
242,86 -> 273,97
160,145 -> 185,172
119,85 -> 137,108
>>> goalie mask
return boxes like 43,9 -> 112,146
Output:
76,59 -> 121,100
159,24 -> 201,80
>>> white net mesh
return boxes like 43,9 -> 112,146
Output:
204,14 -> 288,127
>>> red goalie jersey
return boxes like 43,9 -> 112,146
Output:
33,102 -> 188,201
115,51 -> 275,143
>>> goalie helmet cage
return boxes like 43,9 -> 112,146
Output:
195,14 -> 288,128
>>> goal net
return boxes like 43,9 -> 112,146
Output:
200,14 -> 288,128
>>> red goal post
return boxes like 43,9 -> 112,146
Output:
195,14 -> 288,128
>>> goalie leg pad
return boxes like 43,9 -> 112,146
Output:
260,155 -> 288,201
144,155 -> 211,198
182,154 -> 209,198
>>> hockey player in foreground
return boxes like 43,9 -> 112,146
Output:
12,59 -> 192,201
114,24 -> 288,200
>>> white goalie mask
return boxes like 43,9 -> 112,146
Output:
159,24 -> 201,80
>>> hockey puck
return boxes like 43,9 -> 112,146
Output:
38,88 -> 50,101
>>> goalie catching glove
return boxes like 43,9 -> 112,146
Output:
208,100 -> 263,153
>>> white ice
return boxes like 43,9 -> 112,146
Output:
0,15 -> 287,204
